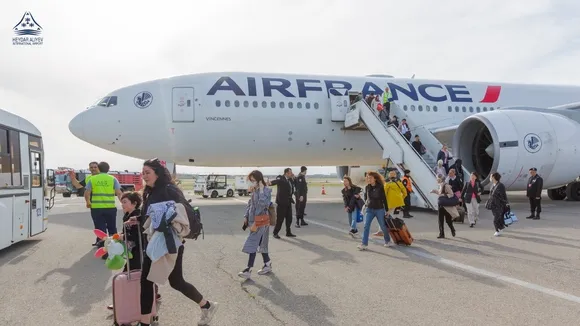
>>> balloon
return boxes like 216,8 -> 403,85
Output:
94,247 -> 107,258
93,229 -> 107,239
105,255 -> 125,270
108,242 -> 124,256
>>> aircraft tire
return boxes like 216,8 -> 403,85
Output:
547,186 -> 567,200
565,182 -> 580,201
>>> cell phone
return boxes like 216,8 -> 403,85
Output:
242,221 -> 248,231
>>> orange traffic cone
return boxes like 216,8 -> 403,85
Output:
321,184 -> 326,195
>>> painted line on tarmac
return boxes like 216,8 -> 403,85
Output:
307,219 -> 580,305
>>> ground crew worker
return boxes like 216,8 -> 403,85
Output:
401,170 -> 414,218
526,167 -> 543,220
294,166 -> 309,227
382,87 -> 392,117
84,161 -> 123,250
69,161 -> 101,246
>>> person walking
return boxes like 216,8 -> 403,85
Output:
486,172 -> 509,236
238,170 -> 274,279
358,172 -> 392,250
138,158 -> 219,326
341,176 -> 363,236
431,175 -> 458,239
461,172 -> 483,227
269,168 -> 297,238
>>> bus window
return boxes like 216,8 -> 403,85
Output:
29,136 -> 42,150
0,128 -> 9,187
9,130 -> 21,186
30,152 -> 42,187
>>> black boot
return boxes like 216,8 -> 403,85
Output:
526,213 -> 535,219
533,213 -> 540,220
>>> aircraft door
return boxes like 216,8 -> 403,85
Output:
172,87 -> 195,122
329,88 -> 350,122
29,151 -> 45,236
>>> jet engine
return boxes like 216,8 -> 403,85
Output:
452,109 -> 580,190
335,165 -> 384,185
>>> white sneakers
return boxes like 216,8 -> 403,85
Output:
198,302 -> 219,326
258,261 -> 272,275
494,229 -> 504,237
237,261 -> 273,280
358,242 -> 393,250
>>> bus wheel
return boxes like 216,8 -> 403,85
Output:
211,191 -> 218,198
227,189 -> 234,197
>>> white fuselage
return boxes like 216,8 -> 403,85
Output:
69,72 -> 580,169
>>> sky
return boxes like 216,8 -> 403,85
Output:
2,0 -> 580,176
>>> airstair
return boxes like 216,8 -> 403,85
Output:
389,102 -> 471,179
343,100 -> 440,210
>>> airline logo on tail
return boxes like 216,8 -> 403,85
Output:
207,76 -> 502,104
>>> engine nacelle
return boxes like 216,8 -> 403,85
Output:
336,165 -> 384,185
453,110 -> 580,190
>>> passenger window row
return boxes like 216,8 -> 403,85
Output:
215,100 -> 320,110
402,105 -> 497,113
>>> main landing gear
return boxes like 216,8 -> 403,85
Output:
547,181 -> 580,201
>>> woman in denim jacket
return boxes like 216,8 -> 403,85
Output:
238,170 -> 273,280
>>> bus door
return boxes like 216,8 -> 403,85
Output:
29,151 -> 45,236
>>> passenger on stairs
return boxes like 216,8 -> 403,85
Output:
358,172 -> 393,250
382,87 -> 392,117
389,115 -> 400,128
445,169 -> 462,198
341,176 -> 364,236
437,145 -> 453,173
399,119 -> 412,141
450,159 -> 465,185
434,160 -> 446,178
411,135 -> 426,155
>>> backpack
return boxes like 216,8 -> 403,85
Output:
165,184 -> 204,240
182,200 -> 204,240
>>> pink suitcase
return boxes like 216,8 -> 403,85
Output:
112,224 -> 158,326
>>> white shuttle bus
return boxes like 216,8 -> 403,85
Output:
0,109 -> 55,251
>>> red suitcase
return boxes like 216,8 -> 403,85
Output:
112,224 -> 158,326
385,216 -> 413,246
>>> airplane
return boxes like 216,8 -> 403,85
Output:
68,72 -> 580,207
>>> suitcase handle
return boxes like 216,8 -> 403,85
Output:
124,219 -> 144,281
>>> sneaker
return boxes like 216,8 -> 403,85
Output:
494,231 -> 500,236
107,304 -> 113,310
257,261 -> 272,275
384,242 -> 394,247
198,302 -> 219,326
357,244 -> 368,251
237,268 -> 251,279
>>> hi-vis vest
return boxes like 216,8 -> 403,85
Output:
402,176 -> 413,193
90,173 -> 116,209
383,91 -> 391,103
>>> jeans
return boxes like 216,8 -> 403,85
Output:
347,210 -> 358,230
90,208 -> 117,242
361,208 -> 390,245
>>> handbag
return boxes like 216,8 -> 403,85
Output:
438,195 -> 459,207
254,213 -> 270,228
355,207 -> 364,223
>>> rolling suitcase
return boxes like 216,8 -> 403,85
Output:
112,223 -> 159,326
453,206 -> 465,223
385,216 -> 413,246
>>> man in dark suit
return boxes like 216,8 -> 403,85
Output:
294,166 -> 309,227
526,167 -> 543,220
269,168 -> 297,238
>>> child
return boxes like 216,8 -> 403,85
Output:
107,192 -> 161,310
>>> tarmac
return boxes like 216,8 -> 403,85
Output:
1,186 -> 580,326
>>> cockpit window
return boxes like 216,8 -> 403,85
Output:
95,96 -> 118,107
